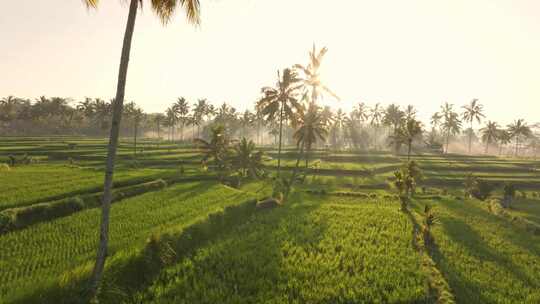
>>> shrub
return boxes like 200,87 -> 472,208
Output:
8,154 -> 16,166
464,173 -> 493,201
422,204 -> 438,247
502,183 -> 516,208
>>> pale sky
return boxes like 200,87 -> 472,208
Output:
1,0 -> 539,125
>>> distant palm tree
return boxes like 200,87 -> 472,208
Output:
82,0 -> 201,296
194,125 -> 232,179
333,108 -> 346,149
354,102 -> 369,124
153,113 -> 165,145
294,44 -> 339,104
127,104 -> 144,158
258,68 -> 302,176
461,99 -> 485,154
383,104 -> 405,154
233,138 -> 264,177
507,119 -> 532,157
430,112 -> 442,133
370,103 -> 384,149
166,106 -> 177,141
404,105 -> 417,121
497,129 -> 512,156
480,121 -> 499,154
441,102 -> 462,154
239,110 -> 255,138
193,99 -> 208,138
174,97 -> 190,141
401,118 -> 423,160
293,104 -> 329,168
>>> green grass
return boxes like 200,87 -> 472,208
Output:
133,195 -> 429,303
0,164 -> 176,210
412,196 -> 540,303
507,198 -> 540,226
0,181 -> 253,301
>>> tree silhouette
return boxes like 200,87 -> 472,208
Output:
461,99 -> 484,154
258,68 -> 302,176
507,119 -> 532,157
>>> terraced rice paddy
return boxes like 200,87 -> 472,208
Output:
1,137 -> 540,303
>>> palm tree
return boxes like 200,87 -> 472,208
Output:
233,138 -> 264,177
174,97 -> 190,141
194,125 -> 232,179
239,110 -> 255,139
127,104 -> 144,158
294,44 -> 339,105
293,104 -> 329,168
258,68 -> 302,176
193,99 -> 208,138
507,119 -> 532,157
480,121 -> 499,154
165,106 -> 177,141
333,108 -> 346,149
383,104 -> 405,154
461,99 -> 485,154
153,113 -> 165,146
354,102 -> 369,124
497,129 -> 511,156
404,105 -> 417,121
441,102 -> 462,154
370,103 -> 384,150
254,108 -> 265,146
430,112 -> 442,133
83,0 -> 200,297
401,118 -> 423,160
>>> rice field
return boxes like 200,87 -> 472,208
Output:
1,137 -> 540,303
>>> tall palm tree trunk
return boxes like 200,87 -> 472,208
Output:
89,0 -> 138,298
277,100 -> 284,177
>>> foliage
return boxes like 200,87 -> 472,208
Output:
422,204 -> 438,246
232,138 -> 265,178
195,125 -> 233,180
463,173 -> 493,201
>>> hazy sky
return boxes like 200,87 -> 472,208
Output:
1,0 -> 539,125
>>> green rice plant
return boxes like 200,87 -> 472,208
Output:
0,182 -> 253,302
0,164 -> 176,210
132,196 -> 430,303
412,196 -> 540,303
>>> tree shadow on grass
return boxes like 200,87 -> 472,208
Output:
133,194 -> 326,303
442,198 -> 540,256
433,216 -> 535,303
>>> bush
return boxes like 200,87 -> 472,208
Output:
0,163 -> 10,171
464,174 -> 493,201
502,183 -> 516,208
